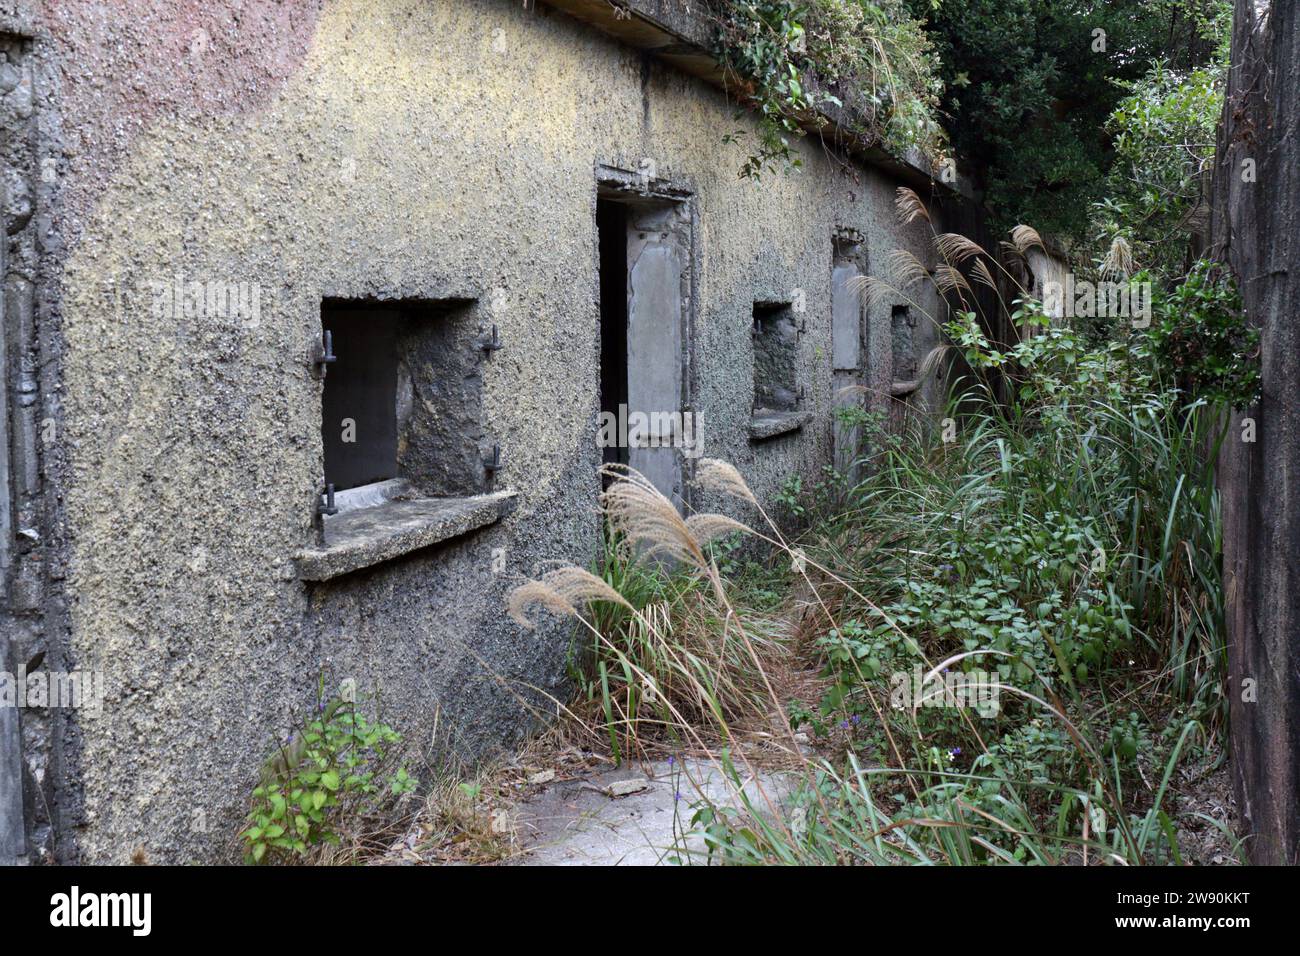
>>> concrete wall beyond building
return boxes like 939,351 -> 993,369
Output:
2,0 -> 952,862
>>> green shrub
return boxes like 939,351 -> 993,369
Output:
242,688 -> 416,864
1149,261 -> 1260,409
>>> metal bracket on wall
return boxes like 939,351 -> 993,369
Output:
317,483 -> 339,517
314,330 -> 337,378
477,324 -> 503,356
483,444 -> 503,482
312,482 -> 338,546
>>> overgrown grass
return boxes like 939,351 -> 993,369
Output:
507,208 -> 1241,865
718,365 -> 1233,864
565,533 -> 789,763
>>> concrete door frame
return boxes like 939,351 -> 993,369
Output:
594,163 -> 698,511
1,172 -> 29,866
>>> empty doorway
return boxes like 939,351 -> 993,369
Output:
831,232 -> 866,478
596,180 -> 693,510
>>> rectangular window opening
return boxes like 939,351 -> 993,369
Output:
891,303 -> 917,383
320,299 -> 486,499
321,306 -> 399,492
752,302 -> 800,414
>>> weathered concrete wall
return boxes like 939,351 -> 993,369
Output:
26,0 -> 949,862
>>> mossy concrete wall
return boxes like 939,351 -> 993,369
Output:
16,0 -> 948,862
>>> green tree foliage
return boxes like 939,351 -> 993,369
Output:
1090,46 -> 1227,279
1148,261 -> 1259,409
908,0 -> 1228,241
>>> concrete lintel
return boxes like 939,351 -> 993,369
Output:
542,0 -> 715,52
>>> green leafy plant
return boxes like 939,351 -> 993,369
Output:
714,0 -> 819,178
242,684 -> 416,864
711,0 -> 943,178
773,473 -> 807,521
1095,65 -> 1222,273
1149,260 -> 1260,409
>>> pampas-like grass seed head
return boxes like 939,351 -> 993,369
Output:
685,513 -> 752,547
599,464 -> 709,568
895,187 -> 931,224
887,248 -> 931,289
507,581 -> 574,630
934,264 -> 973,296
971,258 -> 999,292
507,565 -> 632,630
855,275 -> 903,310
934,232 -> 986,264
1101,236 -> 1135,279
696,459 -> 758,506
1011,224 -> 1045,255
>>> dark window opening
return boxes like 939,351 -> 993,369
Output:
320,299 -> 485,498
598,199 -> 629,471
752,302 -> 799,413
322,306 -> 399,491
891,304 -> 917,382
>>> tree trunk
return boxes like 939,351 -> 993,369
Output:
1211,0 -> 1300,865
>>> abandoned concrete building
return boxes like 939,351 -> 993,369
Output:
0,0 -> 971,863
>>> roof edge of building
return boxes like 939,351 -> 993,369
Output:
538,0 -> 974,200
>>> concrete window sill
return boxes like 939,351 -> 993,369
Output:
295,490 -> 517,582
890,379 -> 921,398
750,409 -> 812,441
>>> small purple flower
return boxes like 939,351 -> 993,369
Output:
851,714 -> 861,725
674,791 -> 683,803
839,719 -> 850,730
949,747 -> 961,757
667,755 -> 675,766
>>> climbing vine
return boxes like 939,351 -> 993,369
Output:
709,0 -> 944,179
